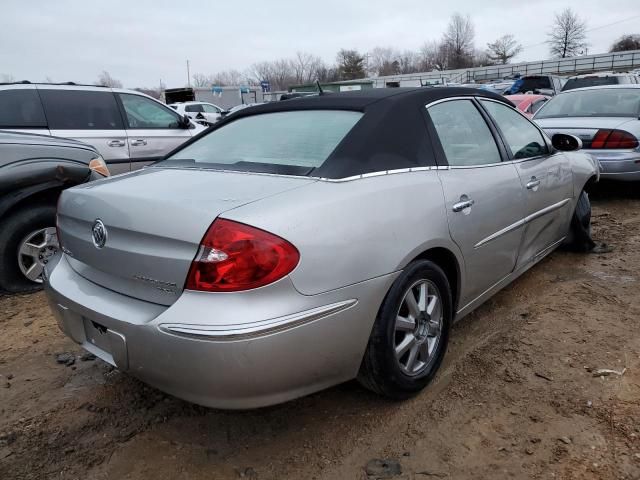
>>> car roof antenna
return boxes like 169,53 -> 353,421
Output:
315,80 -> 324,96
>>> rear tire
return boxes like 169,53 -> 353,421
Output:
564,190 -> 595,252
0,204 -> 58,293
358,260 -> 452,399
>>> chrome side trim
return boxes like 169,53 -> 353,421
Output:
317,166 -> 444,182
525,198 -> 571,224
474,198 -> 572,249
154,165 -> 443,183
159,299 -> 358,341
474,219 -> 527,249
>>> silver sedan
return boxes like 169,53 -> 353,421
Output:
45,88 -> 598,409
534,85 -> 640,181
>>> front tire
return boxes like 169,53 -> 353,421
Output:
0,205 -> 58,293
358,260 -> 452,399
564,190 -> 595,252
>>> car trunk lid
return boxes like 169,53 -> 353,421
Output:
57,167 -> 315,305
535,117 -> 638,148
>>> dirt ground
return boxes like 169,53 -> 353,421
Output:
1,183 -> 639,480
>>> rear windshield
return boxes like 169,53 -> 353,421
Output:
563,77 -> 623,91
534,88 -> 640,119
510,77 -> 551,94
160,110 -> 363,175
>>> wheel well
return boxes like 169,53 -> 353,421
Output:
0,187 -> 62,223
411,247 -> 460,313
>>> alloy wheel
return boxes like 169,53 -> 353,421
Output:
394,279 -> 443,376
17,227 -> 59,283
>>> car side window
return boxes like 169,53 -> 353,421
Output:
480,100 -> 548,160
203,104 -> 220,113
119,94 -> 181,129
531,99 -> 547,114
0,89 -> 47,128
185,104 -> 204,113
427,99 -> 502,167
39,90 -> 124,130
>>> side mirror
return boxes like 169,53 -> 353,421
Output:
180,114 -> 192,128
552,133 -> 582,152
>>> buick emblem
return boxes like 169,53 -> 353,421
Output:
92,219 -> 108,249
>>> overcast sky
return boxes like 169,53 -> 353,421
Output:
1,0 -> 639,88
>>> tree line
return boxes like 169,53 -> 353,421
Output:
2,9 -> 638,92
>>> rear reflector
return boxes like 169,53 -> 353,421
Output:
185,219 -> 299,292
590,129 -> 639,149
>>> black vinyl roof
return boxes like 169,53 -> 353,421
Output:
231,87 -> 513,115
168,87 -> 515,179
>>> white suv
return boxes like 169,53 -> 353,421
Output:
168,101 -> 226,126
0,83 -> 205,174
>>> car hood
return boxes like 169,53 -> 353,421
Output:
57,167 -> 316,305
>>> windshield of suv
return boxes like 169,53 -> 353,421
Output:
563,77 -> 623,91
534,88 -> 640,119
160,110 -> 363,175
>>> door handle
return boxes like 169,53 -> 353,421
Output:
452,198 -> 475,213
107,140 -> 125,147
526,178 -> 541,190
130,139 -> 147,146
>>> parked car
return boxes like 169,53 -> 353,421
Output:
562,72 -> 639,91
507,94 -> 551,118
45,88 -> 598,409
0,131 -> 109,292
534,85 -> 640,181
168,101 -> 227,126
226,102 -> 264,116
0,82 -> 205,174
507,75 -> 566,96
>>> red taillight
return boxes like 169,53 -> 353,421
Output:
185,219 -> 299,292
590,129 -> 639,149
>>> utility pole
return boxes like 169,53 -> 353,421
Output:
186,60 -> 191,87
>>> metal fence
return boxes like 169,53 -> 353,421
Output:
369,50 -> 640,87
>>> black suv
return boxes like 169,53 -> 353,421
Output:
0,131 -> 109,292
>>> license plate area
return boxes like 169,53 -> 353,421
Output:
83,319 -> 112,353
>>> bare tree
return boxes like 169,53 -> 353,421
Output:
486,34 -> 522,64
211,70 -> 246,86
248,59 -> 296,91
442,13 -> 475,69
95,71 -> 122,88
368,47 -> 400,76
610,34 -> 640,52
336,49 -> 365,80
547,8 -> 588,58
192,73 -> 213,87
291,52 -> 327,84
418,41 -> 449,71
0,73 -> 15,83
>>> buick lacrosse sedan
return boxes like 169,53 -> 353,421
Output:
45,88 -> 598,409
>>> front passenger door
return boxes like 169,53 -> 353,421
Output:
479,100 -> 573,268
117,93 -> 193,171
428,99 -> 526,308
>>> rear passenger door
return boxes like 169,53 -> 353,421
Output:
427,99 -> 526,308
479,99 -> 573,268
116,93 -> 193,171
39,88 -> 130,174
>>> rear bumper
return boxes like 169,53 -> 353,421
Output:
589,150 -> 640,181
44,254 -> 395,409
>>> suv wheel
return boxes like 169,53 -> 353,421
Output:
0,205 -> 58,293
